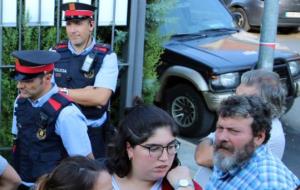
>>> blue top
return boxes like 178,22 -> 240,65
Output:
66,38 -> 119,128
0,155 -> 8,175
206,145 -> 299,190
12,83 -> 92,156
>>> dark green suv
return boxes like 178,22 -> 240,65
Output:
155,0 -> 300,137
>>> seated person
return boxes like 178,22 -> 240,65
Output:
35,156 -> 112,190
194,70 -> 286,186
206,95 -> 298,189
106,101 -> 202,190
0,155 -> 21,190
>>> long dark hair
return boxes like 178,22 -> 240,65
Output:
36,156 -> 108,190
107,102 -> 180,177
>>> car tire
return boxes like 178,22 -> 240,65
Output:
163,84 -> 215,137
231,8 -> 250,31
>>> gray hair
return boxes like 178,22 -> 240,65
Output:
240,69 -> 287,118
218,95 -> 272,144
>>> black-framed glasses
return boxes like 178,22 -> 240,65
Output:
138,139 -> 180,159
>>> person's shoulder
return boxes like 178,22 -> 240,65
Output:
52,41 -> 68,51
0,155 -> 7,164
254,146 -> 282,168
0,155 -> 8,174
60,102 -> 81,115
93,43 -> 111,54
254,150 -> 298,188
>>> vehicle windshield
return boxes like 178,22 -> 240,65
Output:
160,0 -> 236,37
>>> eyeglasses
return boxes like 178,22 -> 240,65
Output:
138,140 -> 180,159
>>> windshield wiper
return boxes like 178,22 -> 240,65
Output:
202,28 -> 239,33
171,32 -> 207,40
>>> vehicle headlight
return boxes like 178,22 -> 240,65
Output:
211,72 -> 240,89
288,61 -> 300,76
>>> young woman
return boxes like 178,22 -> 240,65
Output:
36,156 -> 112,190
107,103 -> 202,190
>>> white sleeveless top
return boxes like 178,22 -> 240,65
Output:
112,175 -> 163,190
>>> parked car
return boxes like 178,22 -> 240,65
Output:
221,0 -> 300,31
155,0 -> 300,137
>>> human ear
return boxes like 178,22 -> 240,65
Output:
254,131 -> 265,147
126,142 -> 133,160
89,20 -> 95,31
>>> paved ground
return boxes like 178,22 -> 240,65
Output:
177,138 -> 198,175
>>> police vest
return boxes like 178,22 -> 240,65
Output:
13,93 -> 71,183
53,42 -> 110,120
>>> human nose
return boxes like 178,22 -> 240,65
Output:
216,129 -> 229,142
158,147 -> 169,161
68,24 -> 77,33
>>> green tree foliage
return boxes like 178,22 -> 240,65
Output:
143,0 -> 176,103
0,27 -> 18,147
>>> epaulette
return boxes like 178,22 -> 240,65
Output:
53,41 -> 68,50
40,93 -> 73,126
93,43 -> 111,53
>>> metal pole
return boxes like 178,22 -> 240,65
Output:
110,0 -> 117,51
56,0 -> 61,43
18,0 -> 22,50
257,0 -> 280,70
124,0 -> 146,107
93,0 -> 98,37
37,0 -> 42,50
0,0 -> 3,127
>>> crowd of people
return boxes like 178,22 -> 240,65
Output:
0,1 -> 299,190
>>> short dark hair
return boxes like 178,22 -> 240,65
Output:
36,156 -> 108,190
218,95 -> 272,144
107,103 -> 179,177
240,69 -> 286,118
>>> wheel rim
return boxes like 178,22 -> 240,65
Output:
233,12 -> 244,28
171,96 -> 196,128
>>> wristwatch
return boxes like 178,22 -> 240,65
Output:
174,179 -> 194,189
60,87 -> 69,95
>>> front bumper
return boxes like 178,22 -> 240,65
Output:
202,91 -> 234,112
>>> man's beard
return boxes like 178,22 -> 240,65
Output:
213,139 -> 256,172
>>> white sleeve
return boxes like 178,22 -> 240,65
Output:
267,118 -> 285,159
94,53 -> 119,92
207,132 -> 215,143
55,104 -> 92,156
0,155 -> 8,175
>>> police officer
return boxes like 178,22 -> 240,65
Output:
52,2 -> 119,159
11,50 -> 93,189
